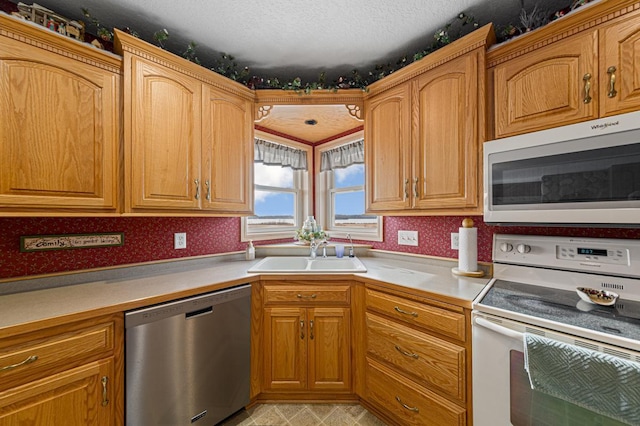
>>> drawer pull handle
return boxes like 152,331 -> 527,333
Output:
0,355 -> 38,371
300,320 -> 305,339
310,320 -> 314,340
297,294 -> 317,299
394,306 -> 418,317
101,376 -> 109,407
607,66 -> 618,98
395,396 -> 419,413
583,73 -> 592,104
395,345 -> 419,359
413,177 -> 419,198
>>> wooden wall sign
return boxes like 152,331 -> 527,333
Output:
20,233 -> 124,252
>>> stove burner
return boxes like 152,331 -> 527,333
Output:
479,280 -> 640,343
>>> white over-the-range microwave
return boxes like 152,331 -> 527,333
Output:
484,111 -> 640,226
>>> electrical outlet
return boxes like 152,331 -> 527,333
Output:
451,232 -> 459,250
398,230 -> 419,246
174,232 -> 187,249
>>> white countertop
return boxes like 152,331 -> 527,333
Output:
0,250 -> 491,335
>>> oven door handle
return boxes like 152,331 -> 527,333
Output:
474,317 -> 524,341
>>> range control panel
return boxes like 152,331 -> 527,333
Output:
494,234 -> 640,277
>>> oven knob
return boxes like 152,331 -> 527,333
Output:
517,244 -> 531,254
499,243 -> 513,252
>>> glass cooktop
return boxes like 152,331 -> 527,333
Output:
478,279 -> 640,342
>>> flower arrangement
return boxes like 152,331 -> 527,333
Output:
294,216 -> 328,243
294,228 -> 329,244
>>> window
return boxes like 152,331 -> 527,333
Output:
316,132 -> 383,241
242,133 -> 311,241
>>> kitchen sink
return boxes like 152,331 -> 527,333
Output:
248,256 -> 367,273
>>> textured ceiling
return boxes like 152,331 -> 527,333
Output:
23,0 -> 566,81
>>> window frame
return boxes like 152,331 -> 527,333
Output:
242,131 -> 312,242
315,131 -> 383,242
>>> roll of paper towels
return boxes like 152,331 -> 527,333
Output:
458,218 -> 478,272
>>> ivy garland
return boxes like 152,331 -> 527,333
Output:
82,0 -> 589,93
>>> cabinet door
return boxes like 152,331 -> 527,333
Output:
365,84 -> 412,212
600,10 -> 640,116
201,85 -> 253,213
0,37 -> 118,211
263,307 -> 307,391
0,359 -> 114,426
308,307 -> 351,392
493,30 -> 598,138
413,52 -> 479,210
127,56 -> 201,210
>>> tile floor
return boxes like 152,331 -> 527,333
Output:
219,403 -> 389,426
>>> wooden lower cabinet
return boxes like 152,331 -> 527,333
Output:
0,314 -> 123,426
362,286 -> 470,425
365,358 -> 466,426
260,281 -> 352,396
0,359 -> 114,425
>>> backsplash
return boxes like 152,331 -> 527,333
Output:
1,216 -> 640,280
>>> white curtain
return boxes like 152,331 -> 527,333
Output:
320,139 -> 364,171
254,138 -> 308,170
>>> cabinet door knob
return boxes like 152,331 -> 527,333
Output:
413,177 -> 419,198
300,320 -> 305,339
101,376 -> 110,407
583,73 -> 592,104
205,180 -> 211,201
607,66 -> 618,98
0,355 -> 38,371
309,320 -> 314,340
404,179 -> 409,200
194,179 -> 200,200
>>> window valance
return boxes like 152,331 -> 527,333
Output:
320,139 -> 364,171
254,138 -> 308,170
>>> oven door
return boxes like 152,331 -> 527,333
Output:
483,111 -> 640,225
472,312 -> 630,426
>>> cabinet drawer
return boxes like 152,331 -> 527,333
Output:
264,285 -> 351,305
366,313 -> 465,401
365,358 -> 466,426
365,289 -> 465,341
0,320 -> 115,390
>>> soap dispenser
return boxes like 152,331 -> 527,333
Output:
246,240 -> 255,260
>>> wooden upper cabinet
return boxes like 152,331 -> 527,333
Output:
492,30 -> 598,138
365,84 -> 412,212
115,29 -> 254,215
413,53 -> 478,210
489,1 -> 640,138
202,85 -> 253,213
364,24 -> 493,215
599,9 -> 640,117
0,15 -> 120,214
127,56 -> 201,210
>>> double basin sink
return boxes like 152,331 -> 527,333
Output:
248,256 -> 367,273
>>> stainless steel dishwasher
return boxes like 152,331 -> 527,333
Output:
125,284 -> 251,426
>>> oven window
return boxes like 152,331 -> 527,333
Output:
509,350 -> 626,426
492,144 -> 640,207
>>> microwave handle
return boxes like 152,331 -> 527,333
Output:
474,316 -> 523,341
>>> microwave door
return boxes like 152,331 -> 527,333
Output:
484,124 -> 640,225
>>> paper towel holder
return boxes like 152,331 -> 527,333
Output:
452,218 -> 485,278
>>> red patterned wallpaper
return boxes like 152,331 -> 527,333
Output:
1,216 -> 639,280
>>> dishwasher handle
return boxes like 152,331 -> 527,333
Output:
185,306 -> 213,319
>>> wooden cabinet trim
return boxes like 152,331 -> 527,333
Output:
487,0 -> 640,68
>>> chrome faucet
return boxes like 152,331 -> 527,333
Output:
346,233 -> 355,257
309,238 -> 319,259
